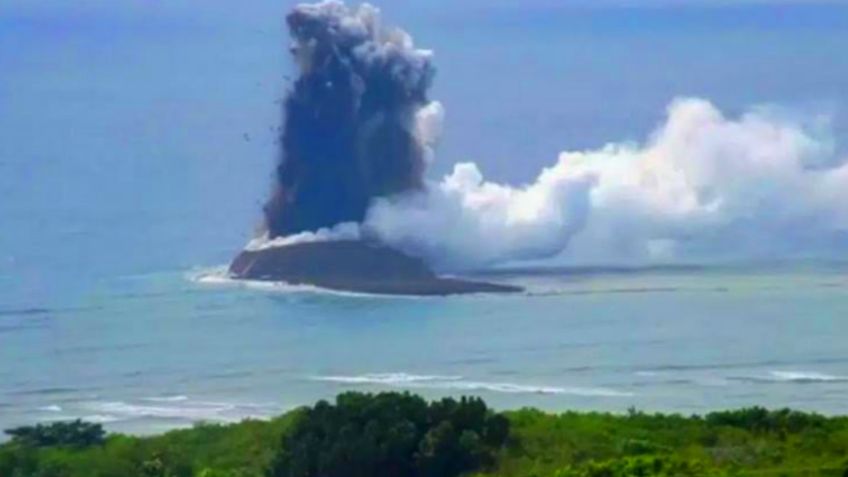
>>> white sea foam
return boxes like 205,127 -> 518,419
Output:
437,381 -> 632,397
81,398 -> 278,423
312,373 -> 463,385
310,373 -> 632,397
38,404 -> 62,412
85,401 -> 234,421
768,371 -> 846,383
187,266 -> 232,285
727,370 -> 848,384
82,414 -> 122,424
188,266 -> 431,299
143,395 -> 189,403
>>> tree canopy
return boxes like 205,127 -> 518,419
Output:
269,392 -> 510,477
5,420 -> 106,448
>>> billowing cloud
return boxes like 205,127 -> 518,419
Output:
363,98 -> 848,269
264,1 -> 438,238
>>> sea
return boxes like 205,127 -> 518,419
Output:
3,0 -> 848,438
1,262 -> 847,436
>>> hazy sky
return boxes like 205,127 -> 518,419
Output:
2,1 -> 848,302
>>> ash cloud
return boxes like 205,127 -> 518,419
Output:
264,1 -> 438,237
258,2 -> 848,270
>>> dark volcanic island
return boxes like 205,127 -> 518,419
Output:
230,241 -> 520,296
229,3 -> 520,295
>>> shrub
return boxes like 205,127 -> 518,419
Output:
705,407 -> 827,434
5,420 -> 106,448
556,455 -> 712,477
267,392 -> 509,477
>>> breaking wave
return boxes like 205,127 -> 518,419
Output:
188,266 -> 441,299
312,373 -> 463,385
730,371 -> 848,384
767,371 -> 847,383
77,398 -> 279,424
310,373 -> 633,397
143,395 -> 189,403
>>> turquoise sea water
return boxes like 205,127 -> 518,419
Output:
1,263 -> 846,435
4,1 -> 848,439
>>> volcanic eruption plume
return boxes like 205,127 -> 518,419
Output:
250,1 -> 848,273
263,1 -> 439,238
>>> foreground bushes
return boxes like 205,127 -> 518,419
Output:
5,420 -> 106,449
553,455 -> 711,477
2,394 -> 848,477
496,407 -> 848,477
270,392 -> 509,477
703,406 -> 829,434
0,416 -> 294,477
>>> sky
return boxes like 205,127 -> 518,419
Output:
2,0 -> 848,302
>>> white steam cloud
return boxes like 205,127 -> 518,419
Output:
415,101 -> 445,164
363,98 -> 848,269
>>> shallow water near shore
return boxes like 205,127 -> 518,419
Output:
1,263 -> 847,435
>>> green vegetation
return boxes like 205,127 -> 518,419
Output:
2,394 -> 847,477
269,393 -> 508,477
5,420 -> 106,449
491,407 -> 848,476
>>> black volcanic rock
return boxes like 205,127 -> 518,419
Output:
229,240 -> 521,296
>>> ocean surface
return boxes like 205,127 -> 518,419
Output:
1,263 -> 847,436
4,1 -> 848,439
